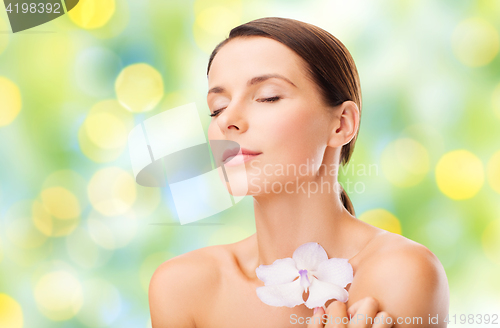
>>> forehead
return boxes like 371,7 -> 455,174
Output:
208,36 -> 308,85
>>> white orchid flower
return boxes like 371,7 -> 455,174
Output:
255,242 -> 353,309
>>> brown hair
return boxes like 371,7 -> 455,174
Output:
207,17 -> 361,216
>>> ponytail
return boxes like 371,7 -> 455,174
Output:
340,183 -> 355,216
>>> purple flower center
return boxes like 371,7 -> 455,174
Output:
299,269 -> 311,291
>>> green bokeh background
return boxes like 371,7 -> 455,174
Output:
1,0 -> 500,327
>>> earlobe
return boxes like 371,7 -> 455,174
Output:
327,101 -> 360,148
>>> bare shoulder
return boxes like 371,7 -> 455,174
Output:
362,232 -> 445,273
148,245 -> 228,328
353,232 -> 450,327
370,232 -> 447,282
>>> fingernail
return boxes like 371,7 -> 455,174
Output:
314,307 -> 320,314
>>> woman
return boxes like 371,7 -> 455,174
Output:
149,17 -> 449,328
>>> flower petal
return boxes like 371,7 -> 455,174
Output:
293,242 -> 328,271
256,278 -> 305,308
256,258 -> 298,286
304,277 -> 349,309
313,258 -> 353,288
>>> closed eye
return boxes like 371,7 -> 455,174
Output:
258,96 -> 281,103
209,107 -> 225,117
209,96 -> 281,118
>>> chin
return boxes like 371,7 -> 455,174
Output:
217,165 -> 252,197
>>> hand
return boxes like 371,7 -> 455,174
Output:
307,297 -> 394,328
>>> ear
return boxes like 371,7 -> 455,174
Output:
327,101 -> 360,148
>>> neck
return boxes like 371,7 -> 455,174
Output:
252,178 -> 355,268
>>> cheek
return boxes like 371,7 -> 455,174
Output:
207,121 -> 221,140
263,108 -> 326,163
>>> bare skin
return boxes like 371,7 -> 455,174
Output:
149,36 -> 449,328
150,215 -> 449,328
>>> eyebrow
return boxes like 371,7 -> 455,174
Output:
208,74 -> 297,95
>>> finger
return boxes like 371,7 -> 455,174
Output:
324,300 -> 349,328
346,298 -> 366,319
307,307 -> 325,328
348,297 -> 380,328
372,311 -> 394,328
346,297 -> 374,319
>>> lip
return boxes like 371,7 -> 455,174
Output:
222,147 -> 262,166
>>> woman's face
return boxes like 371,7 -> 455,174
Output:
207,36 -> 338,196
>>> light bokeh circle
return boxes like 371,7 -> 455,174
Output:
87,209 -> 138,250
115,63 -> 164,113
487,150 -> 500,194
33,170 -> 85,237
34,271 -> 83,321
381,138 -> 430,188
87,167 -> 137,216
192,0 -> 242,54
358,208 -> 402,235
78,99 -> 134,163
40,187 -> 81,220
68,0 -> 116,29
32,199 -> 80,238
435,150 -> 484,200
452,17 -> 500,67
5,200 -> 48,249
0,294 -> 23,328
0,77 -> 22,127
85,112 -> 128,149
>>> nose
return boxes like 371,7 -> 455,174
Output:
216,99 -> 248,134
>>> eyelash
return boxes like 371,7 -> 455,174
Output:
209,96 -> 281,117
